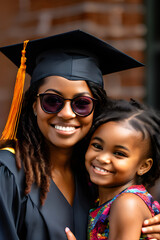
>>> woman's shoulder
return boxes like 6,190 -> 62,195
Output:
0,148 -> 17,175
0,149 -> 25,191
0,148 -> 16,165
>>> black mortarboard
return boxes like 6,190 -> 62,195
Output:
0,30 -> 144,141
0,29 -> 143,87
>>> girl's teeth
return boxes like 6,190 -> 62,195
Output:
94,166 -> 107,173
55,125 -> 75,132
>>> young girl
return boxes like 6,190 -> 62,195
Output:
66,98 -> 160,240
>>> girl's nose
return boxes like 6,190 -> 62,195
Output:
96,153 -> 111,164
57,100 -> 76,119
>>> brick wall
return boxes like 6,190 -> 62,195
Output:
0,0 -> 146,133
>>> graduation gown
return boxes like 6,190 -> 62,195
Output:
0,150 -> 90,240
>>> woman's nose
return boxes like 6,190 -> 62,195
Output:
57,100 -> 76,119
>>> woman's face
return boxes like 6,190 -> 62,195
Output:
33,76 -> 94,149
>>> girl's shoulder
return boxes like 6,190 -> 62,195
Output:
111,189 -> 150,215
123,185 -> 160,216
109,185 -> 157,224
108,189 -> 151,240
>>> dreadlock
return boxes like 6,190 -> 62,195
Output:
16,78 -> 51,205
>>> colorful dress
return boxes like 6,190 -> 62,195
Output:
88,185 -> 160,240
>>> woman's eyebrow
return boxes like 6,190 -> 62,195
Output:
44,89 -> 92,97
44,89 -> 61,94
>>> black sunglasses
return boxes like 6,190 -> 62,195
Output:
37,93 -> 97,117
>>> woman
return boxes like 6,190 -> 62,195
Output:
0,30 -> 159,240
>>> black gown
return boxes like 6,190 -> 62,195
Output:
0,150 -> 90,240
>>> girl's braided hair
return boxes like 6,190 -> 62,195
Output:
91,98 -> 160,188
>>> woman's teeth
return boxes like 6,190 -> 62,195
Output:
55,125 -> 75,132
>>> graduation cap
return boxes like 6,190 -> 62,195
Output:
0,29 -> 144,141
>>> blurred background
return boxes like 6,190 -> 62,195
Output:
0,0 -> 160,199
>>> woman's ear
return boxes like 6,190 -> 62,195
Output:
33,101 -> 37,116
137,158 -> 153,176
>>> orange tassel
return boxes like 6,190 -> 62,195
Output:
1,40 -> 29,141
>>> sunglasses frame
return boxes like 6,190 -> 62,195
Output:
37,93 -> 97,117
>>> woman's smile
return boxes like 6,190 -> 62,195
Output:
51,123 -> 80,135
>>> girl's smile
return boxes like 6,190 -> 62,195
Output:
91,161 -> 115,175
85,120 -> 151,191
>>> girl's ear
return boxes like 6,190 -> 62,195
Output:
137,158 -> 153,176
33,101 -> 37,116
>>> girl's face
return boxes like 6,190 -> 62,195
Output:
33,76 -> 94,149
85,121 -> 151,189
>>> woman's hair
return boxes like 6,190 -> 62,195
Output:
0,79 -> 107,205
86,81 -> 107,119
71,81 -> 108,201
90,98 -> 160,188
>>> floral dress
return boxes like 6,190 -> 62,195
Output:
88,185 -> 160,240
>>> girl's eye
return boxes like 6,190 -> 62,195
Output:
91,142 -> 103,150
114,151 -> 127,158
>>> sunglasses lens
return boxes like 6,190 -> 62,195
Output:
42,94 -> 63,113
72,96 -> 94,116
39,94 -> 94,116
